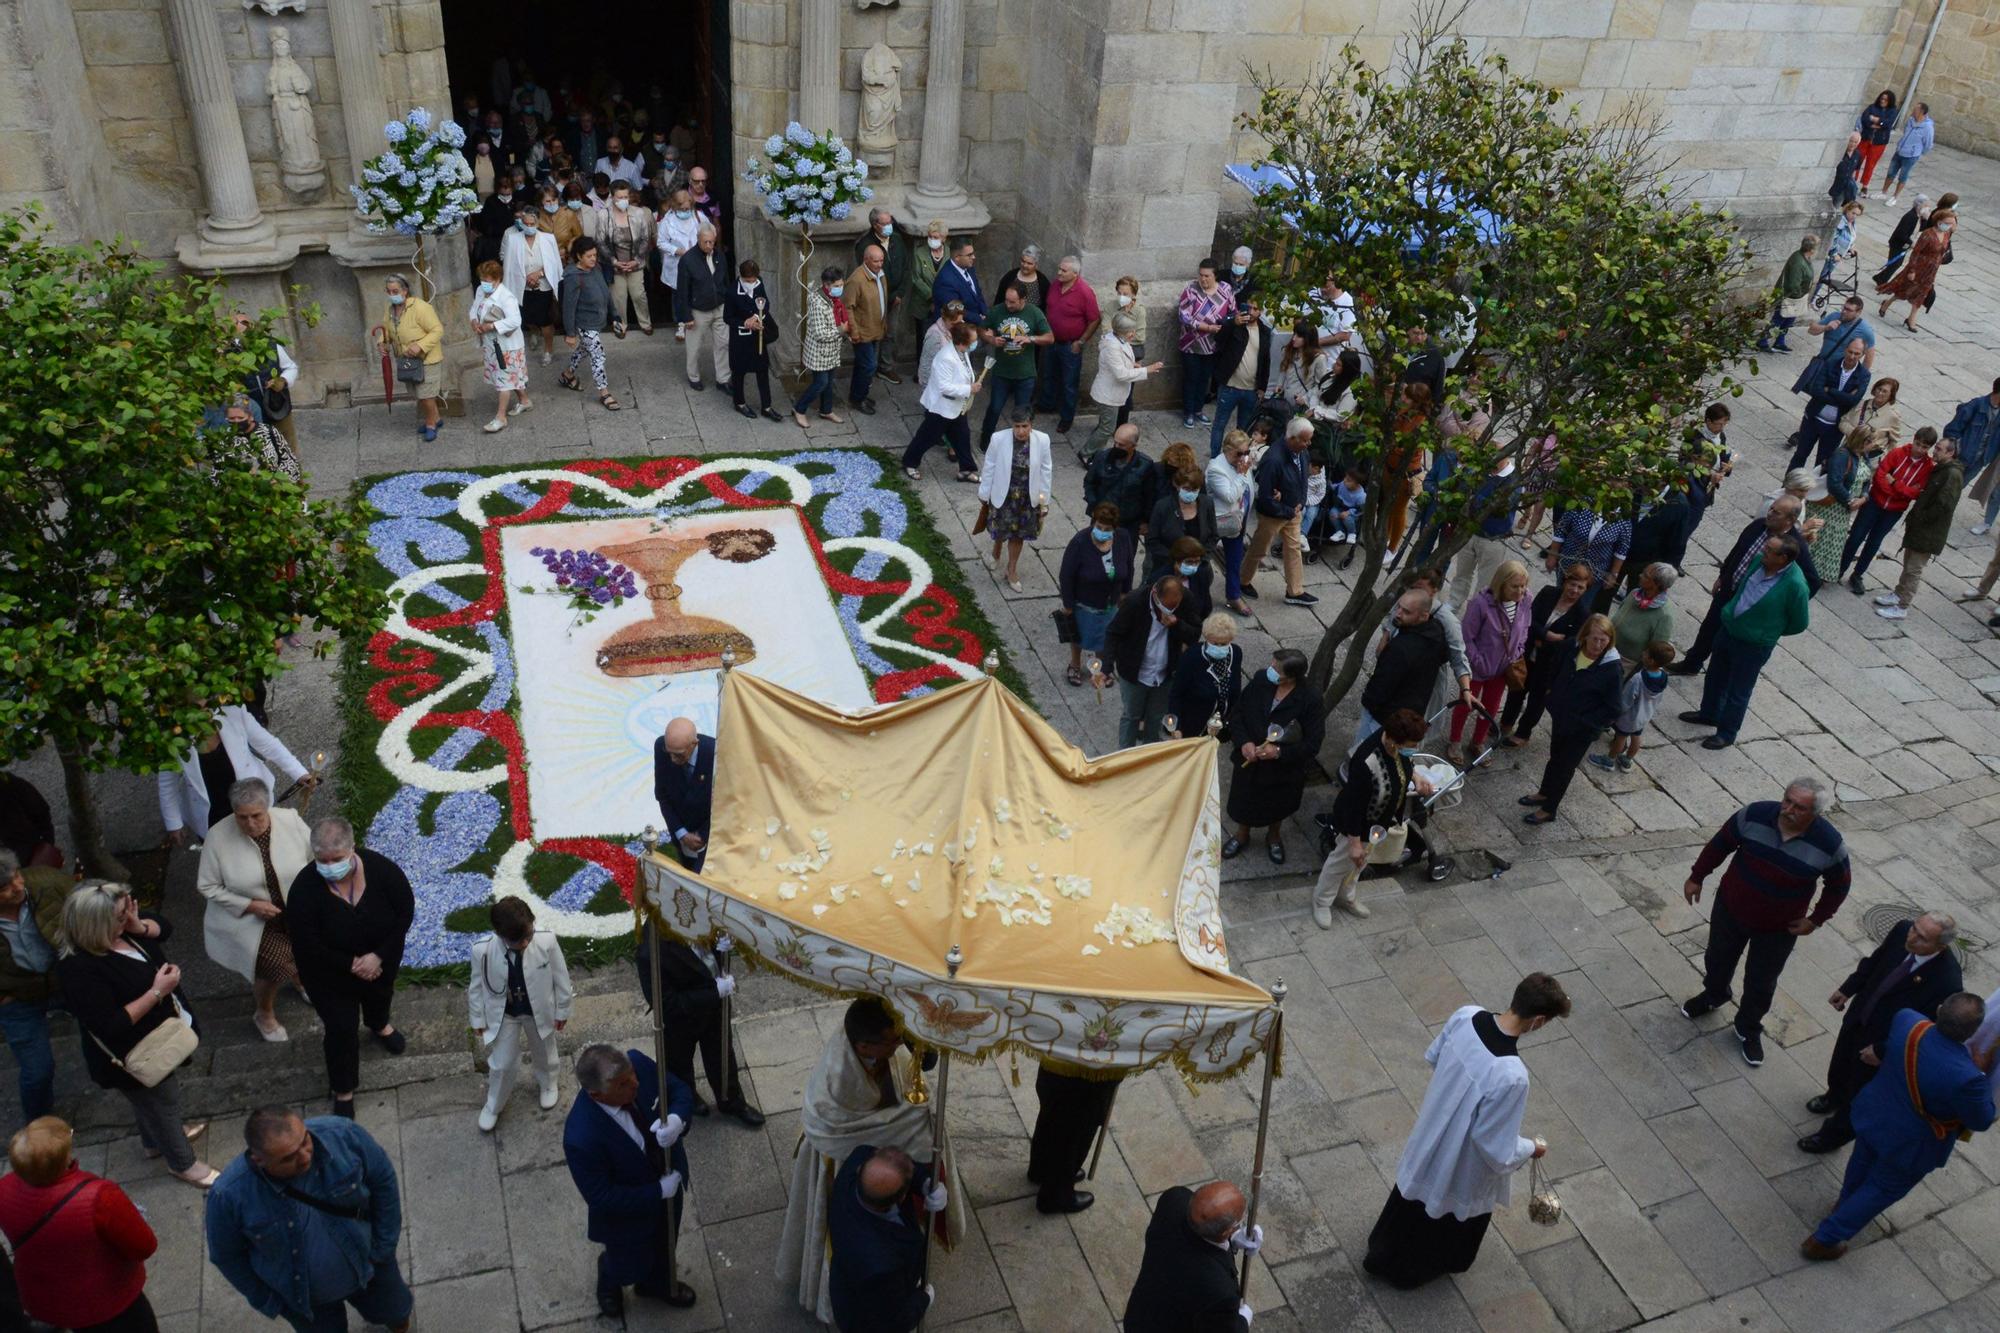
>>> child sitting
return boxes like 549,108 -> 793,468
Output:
1329,467 -> 1367,545
1592,640 -> 1675,774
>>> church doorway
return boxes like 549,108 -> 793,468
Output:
439,0 -> 734,218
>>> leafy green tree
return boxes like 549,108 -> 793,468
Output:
0,209 -> 383,877
1238,5 -> 1762,706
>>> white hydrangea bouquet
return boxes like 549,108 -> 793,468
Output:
350,108 -> 479,236
742,122 -> 874,228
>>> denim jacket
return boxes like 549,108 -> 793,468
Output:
205,1117 -> 401,1319
1945,394 -> 2000,475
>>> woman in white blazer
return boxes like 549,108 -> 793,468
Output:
156,705 -> 308,846
502,203 -> 565,364
1080,314 -> 1163,461
977,414 -> 1055,591
472,257 -> 530,434
466,896 -> 574,1131
195,777 -> 311,1040
901,321 -> 981,482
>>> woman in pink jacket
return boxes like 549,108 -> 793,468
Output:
1447,561 -> 1532,766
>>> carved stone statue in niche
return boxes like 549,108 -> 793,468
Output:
857,42 -> 901,170
266,25 -> 326,201
853,0 -> 896,9
244,0 -> 306,12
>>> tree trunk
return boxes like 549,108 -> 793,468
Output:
57,742 -> 128,881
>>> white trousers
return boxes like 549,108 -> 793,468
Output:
1311,838 -> 1364,912
484,1014 -> 559,1114
687,306 -> 730,385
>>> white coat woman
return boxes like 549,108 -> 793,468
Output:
502,201 -> 564,363
466,895 -> 574,1131
977,414 -> 1055,591
156,705 -> 308,846
901,321 -> 981,481
195,777 -> 310,1040
1080,313 -> 1163,461
472,256 -> 529,432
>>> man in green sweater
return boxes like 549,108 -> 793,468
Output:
1679,538 -> 1809,750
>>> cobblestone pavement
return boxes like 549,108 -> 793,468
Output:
14,146 -> 2000,1331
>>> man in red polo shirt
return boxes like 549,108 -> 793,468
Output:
1039,255 -> 1102,435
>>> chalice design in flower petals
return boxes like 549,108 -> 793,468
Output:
593,528 -> 777,677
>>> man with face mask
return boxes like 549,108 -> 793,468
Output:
478,109 -> 519,175
595,136 -> 645,190
207,1106 -> 412,1332
590,180 -> 655,337
853,208 -> 910,380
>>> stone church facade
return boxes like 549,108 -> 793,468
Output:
0,0 -> 1977,405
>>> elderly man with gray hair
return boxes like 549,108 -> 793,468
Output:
1039,253 -> 1102,432
1680,779 -> 1851,1069
283,817 -> 416,1117
563,1042 -> 697,1316
1798,908 -> 1963,1153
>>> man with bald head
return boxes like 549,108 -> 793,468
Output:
652,717 -> 714,872
825,1144 -> 946,1332
1342,587 -> 1448,778
1668,492 -> 1820,680
1123,1178 -> 1260,1330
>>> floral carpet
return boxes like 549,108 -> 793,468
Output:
344,450 -> 1004,970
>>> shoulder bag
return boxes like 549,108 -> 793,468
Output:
88,990 -> 198,1088
10,1177 -> 91,1251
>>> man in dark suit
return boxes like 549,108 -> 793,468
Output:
1026,1065 -> 1116,1214
1801,994 -> 1996,1261
562,1044 -> 697,1317
634,928 -> 766,1127
1798,911 -> 1962,1153
1665,497 -> 1821,677
1787,336 -> 1871,470
651,717 -> 713,872
930,239 -> 987,323
826,1145 -> 945,1333
1123,1180 -> 1261,1333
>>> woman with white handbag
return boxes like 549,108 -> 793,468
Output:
472,257 -> 531,433
55,883 -> 217,1188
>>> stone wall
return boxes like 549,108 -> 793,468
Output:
1870,0 -> 2000,161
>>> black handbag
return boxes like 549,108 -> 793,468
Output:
1050,607 -> 1079,645
394,355 -> 427,385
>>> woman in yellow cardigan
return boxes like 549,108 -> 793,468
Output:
380,274 -> 444,441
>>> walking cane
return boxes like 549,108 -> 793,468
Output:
1239,980 -> 1286,1301
641,827 -> 680,1299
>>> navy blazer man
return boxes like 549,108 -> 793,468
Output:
563,1046 -> 697,1315
1801,914 -> 1962,1151
652,722 -> 715,872
930,250 -> 987,323
827,1145 -> 936,1333
1805,1001 -> 1995,1257
1789,348 -> 1871,470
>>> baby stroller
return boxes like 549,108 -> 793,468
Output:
1314,698 -> 1502,884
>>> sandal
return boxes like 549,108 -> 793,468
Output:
819,411 -> 845,423
793,411 -> 811,428
558,370 -> 580,392
1066,665 -> 1086,686
482,418 -> 507,434
599,392 -> 621,411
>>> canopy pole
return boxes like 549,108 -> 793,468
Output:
920,944 -> 963,1295
714,930 -> 736,1107
640,829 -> 679,1298
1239,979 -> 1287,1302
1086,1084 -> 1119,1180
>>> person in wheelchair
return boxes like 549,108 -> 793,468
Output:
1310,709 -> 1448,928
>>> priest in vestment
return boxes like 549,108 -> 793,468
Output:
1363,973 -> 1572,1289
777,998 -> 965,1322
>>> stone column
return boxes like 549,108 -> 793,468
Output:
162,0 -> 274,249
799,0 -> 841,137
908,0 -> 969,213
327,0 -> 390,187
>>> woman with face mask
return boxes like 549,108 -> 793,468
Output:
976,411 -> 1055,592
1056,501 -> 1136,686
1145,466 -> 1218,583
794,265 -> 849,428
470,257 -> 530,433
1875,207 -> 1954,332
542,183 -> 582,255
1223,648 -> 1326,863
656,188 -> 702,345
1166,610 -> 1242,740
283,818 -> 417,1118
379,274 -> 443,441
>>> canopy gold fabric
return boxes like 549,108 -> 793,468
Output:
641,671 -> 1273,1077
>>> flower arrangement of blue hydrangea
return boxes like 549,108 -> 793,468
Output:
351,108 -> 480,237
742,122 -> 873,228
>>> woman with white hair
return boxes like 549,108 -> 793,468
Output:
56,882 -> 217,1187
1166,611 -> 1243,739
1610,562 -> 1678,669
994,243 -> 1050,310
283,818 -> 415,1117
195,778 -> 312,1041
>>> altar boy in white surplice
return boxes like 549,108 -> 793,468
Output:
776,997 -> 966,1322
1363,972 -> 1572,1290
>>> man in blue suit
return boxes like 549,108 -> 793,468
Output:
1802,994 -> 1996,1261
1786,336 -> 1870,470
563,1044 -> 699,1316
652,718 -> 715,873
826,1144 -> 944,1333
929,239 -> 987,323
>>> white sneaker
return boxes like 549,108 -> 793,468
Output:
1876,604 -> 1908,620
1873,592 -> 1901,606
1335,894 -> 1372,919
1312,904 -> 1333,930
538,1083 -> 559,1111
482,418 -> 507,434
1973,523 -> 1993,536
478,1105 -> 499,1133
1960,587 -> 1989,601
539,351 -> 552,366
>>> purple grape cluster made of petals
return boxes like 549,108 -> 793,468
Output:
529,546 -> 638,606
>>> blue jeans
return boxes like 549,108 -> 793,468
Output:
1039,343 -> 1083,422
792,368 -> 835,415
1221,533 -> 1245,600
1813,1136 -> 1925,1246
1300,504 -> 1321,544
1333,508 -> 1359,539
1209,385 -> 1259,457
1790,411 -> 1845,470
282,1261 -> 413,1333
1840,500 -> 1904,580
1181,351 -> 1215,421
981,376 -> 1037,443
0,999 -> 54,1122
1883,152 -> 1919,190
1697,629 -> 1774,743
849,339 -> 880,404
1117,677 -> 1172,748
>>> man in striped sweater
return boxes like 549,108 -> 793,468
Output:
1679,780 -> 1851,1067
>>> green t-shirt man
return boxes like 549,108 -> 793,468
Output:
981,302 -> 1050,381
